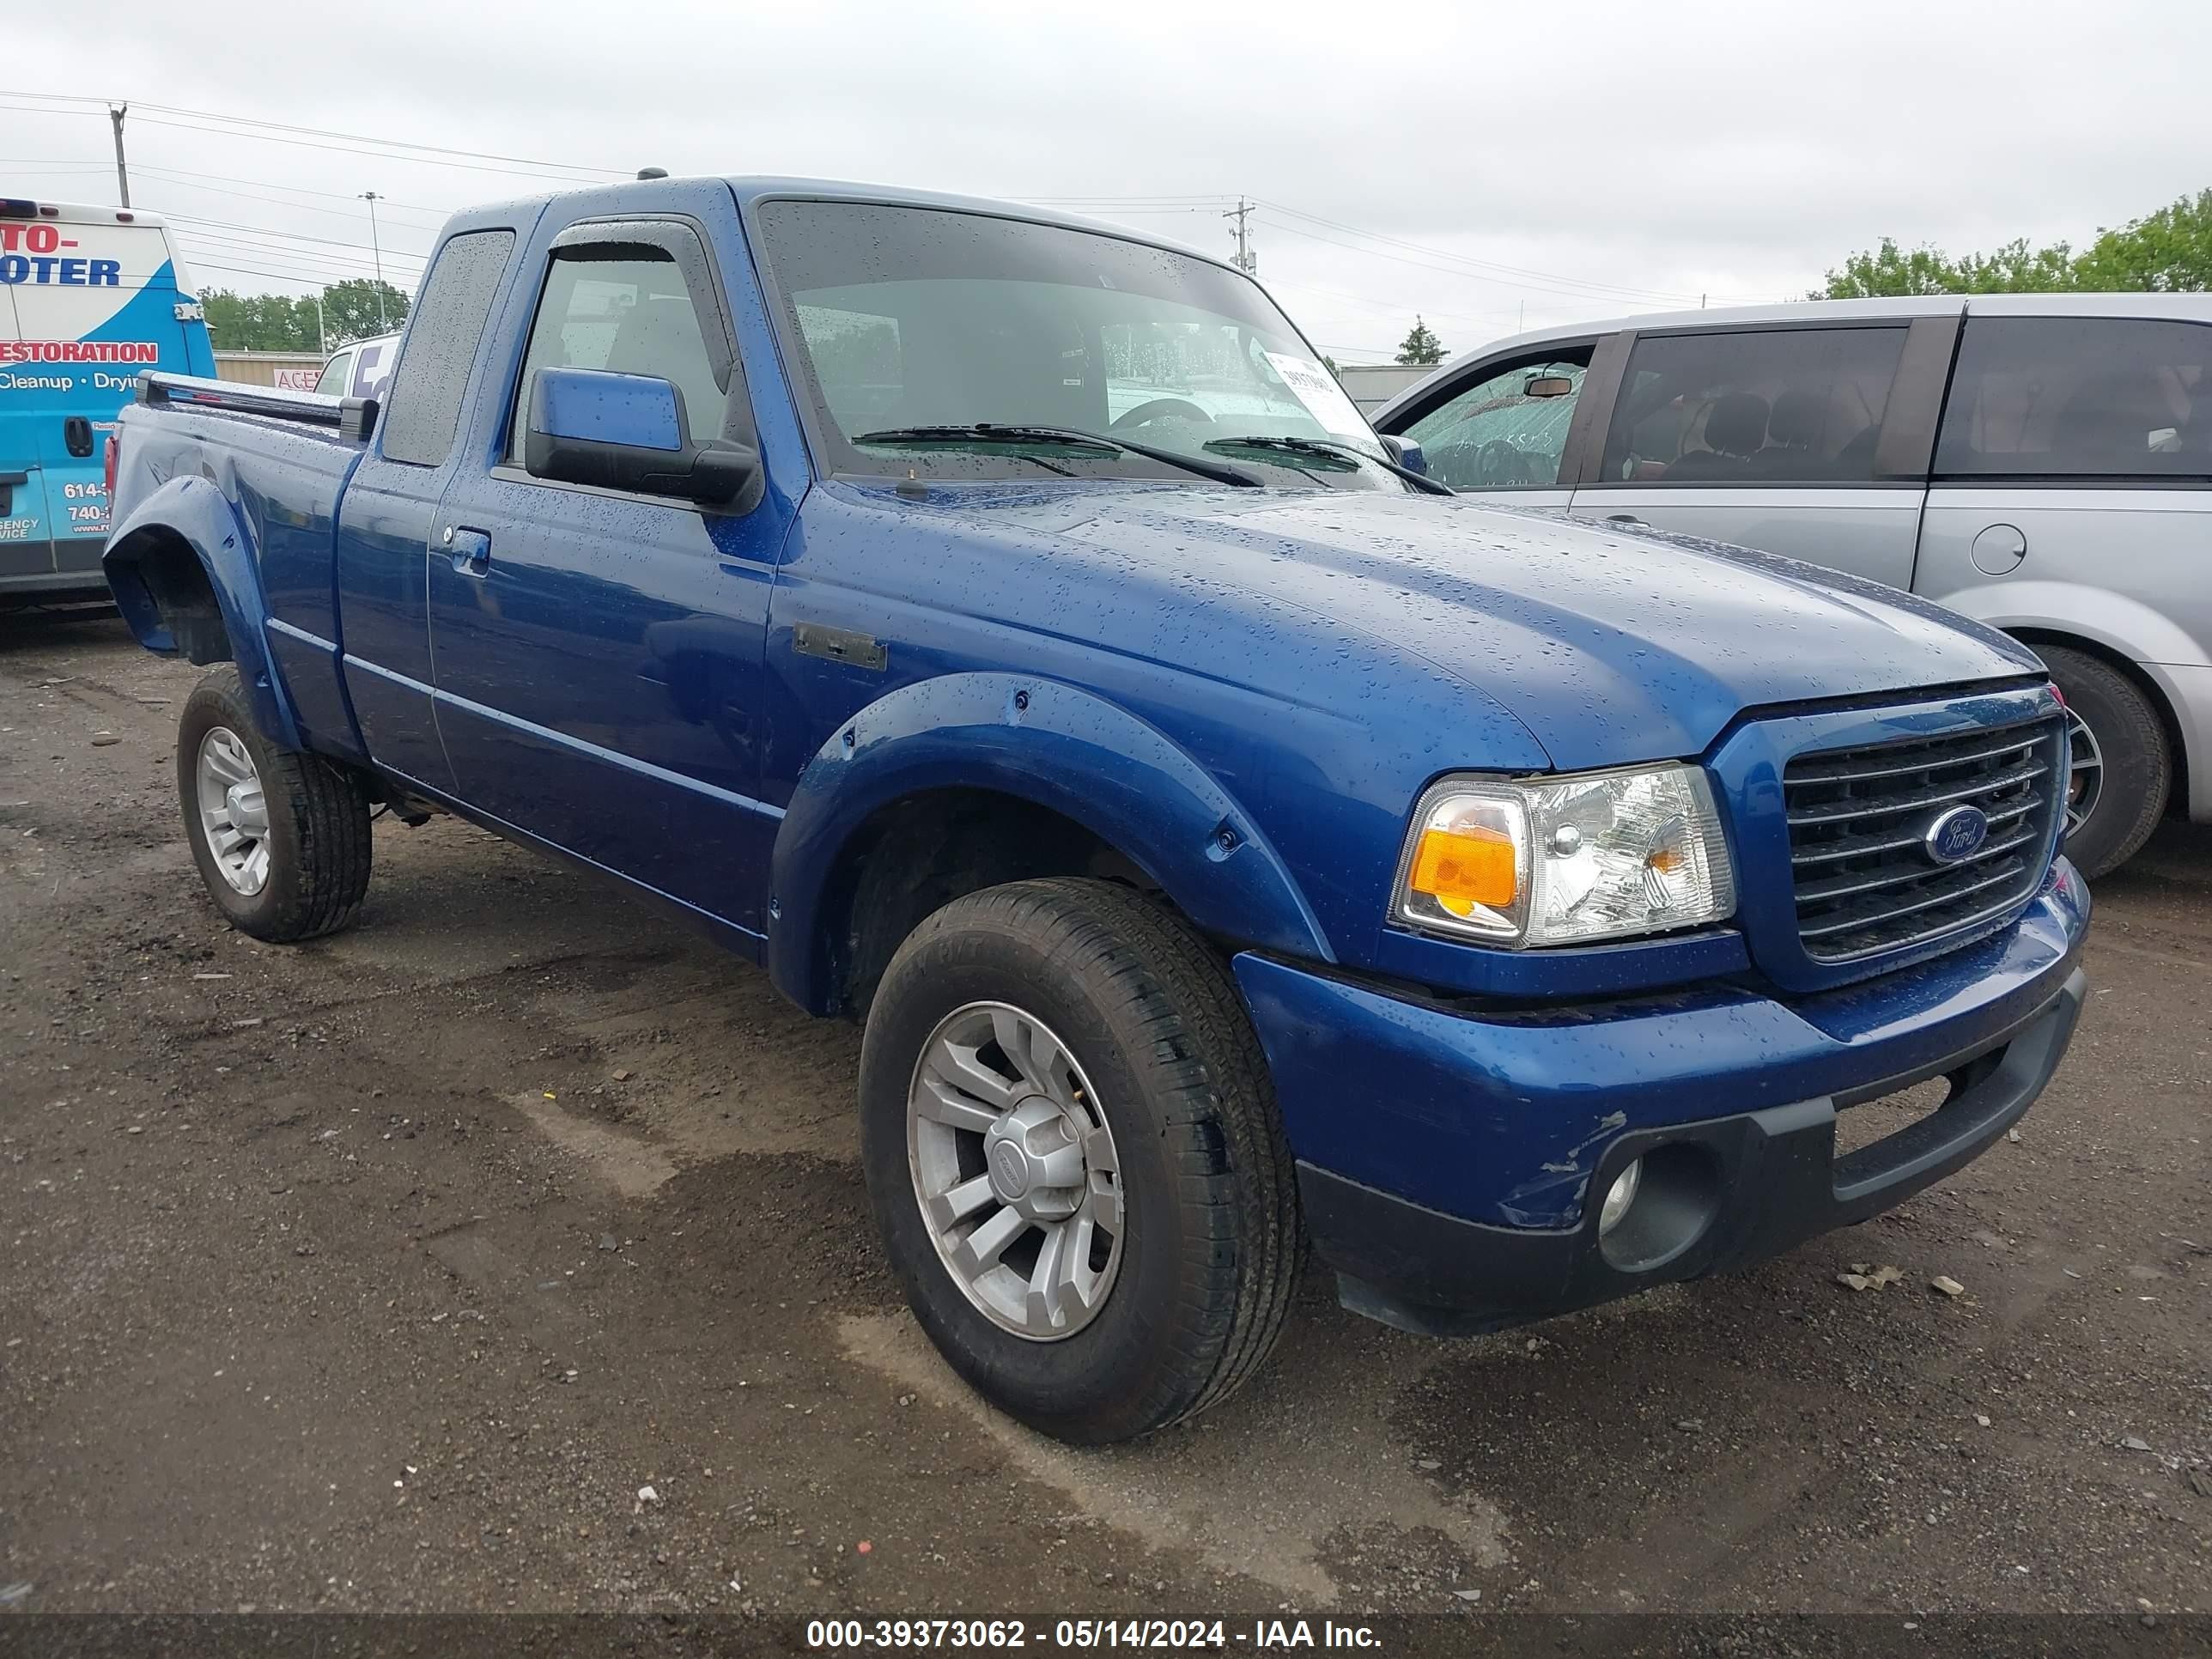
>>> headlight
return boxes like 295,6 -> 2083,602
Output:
1393,764 -> 1735,947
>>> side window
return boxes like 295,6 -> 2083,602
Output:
380,229 -> 515,467
513,246 -> 726,461
313,349 -> 352,397
1600,327 -> 1906,485
1402,353 -> 1589,489
1935,316 -> 2211,480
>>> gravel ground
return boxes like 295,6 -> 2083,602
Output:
1,611 -> 2207,1635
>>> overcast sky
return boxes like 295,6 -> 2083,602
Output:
8,0 -> 2209,362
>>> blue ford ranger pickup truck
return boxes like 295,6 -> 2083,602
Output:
101,177 -> 2090,1444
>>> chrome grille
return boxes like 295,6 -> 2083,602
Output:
1784,716 -> 2063,962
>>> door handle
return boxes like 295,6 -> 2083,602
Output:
1605,514 -> 1650,529
64,416 -> 95,459
443,525 -> 492,576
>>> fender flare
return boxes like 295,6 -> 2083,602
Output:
766,672 -> 1332,1010
102,476 -> 301,750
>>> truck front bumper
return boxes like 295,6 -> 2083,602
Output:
1231,860 -> 2090,1336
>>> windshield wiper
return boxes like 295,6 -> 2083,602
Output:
854,424 -> 1262,488
1210,434 -> 1454,495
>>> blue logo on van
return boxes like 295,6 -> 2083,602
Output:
1922,805 -> 1990,865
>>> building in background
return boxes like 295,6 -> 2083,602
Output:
214,350 -> 323,390
1334,362 -> 1431,414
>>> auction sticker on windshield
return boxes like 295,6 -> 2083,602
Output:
1263,351 -> 1370,441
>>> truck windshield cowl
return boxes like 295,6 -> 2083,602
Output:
757,198 -> 1400,489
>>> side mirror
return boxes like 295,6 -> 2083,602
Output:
524,366 -> 759,507
1378,434 -> 1428,475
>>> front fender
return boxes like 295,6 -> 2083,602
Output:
102,476 -> 301,750
767,672 -> 1333,1010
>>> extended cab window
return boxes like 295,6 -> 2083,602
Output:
511,244 -> 726,459
1935,316 -> 2211,480
1401,354 -> 1589,489
378,229 -> 514,467
1600,326 -> 1905,485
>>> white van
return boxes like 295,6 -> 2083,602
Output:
1,196 -> 216,601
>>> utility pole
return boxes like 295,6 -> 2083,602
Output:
360,191 -> 387,330
313,290 -> 326,355
1223,197 -> 1257,276
108,103 -> 131,209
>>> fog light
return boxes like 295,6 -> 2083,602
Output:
1598,1158 -> 1643,1237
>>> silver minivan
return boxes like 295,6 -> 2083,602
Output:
1373,295 -> 2212,876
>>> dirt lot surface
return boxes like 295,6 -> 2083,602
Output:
3,613 -> 2208,1633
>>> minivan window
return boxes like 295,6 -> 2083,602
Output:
1401,355 -> 1588,489
512,248 -> 726,460
1935,316 -> 2211,481
1600,326 -> 1906,485
379,229 -> 514,467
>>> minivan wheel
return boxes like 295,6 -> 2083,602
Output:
2038,645 -> 2169,878
177,666 -> 374,941
858,878 -> 1301,1444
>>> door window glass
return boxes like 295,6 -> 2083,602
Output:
313,349 -> 351,396
514,250 -> 726,458
1935,316 -> 2212,479
1401,356 -> 1587,488
1601,327 -> 1905,485
379,229 -> 514,468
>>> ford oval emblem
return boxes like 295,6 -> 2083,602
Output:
1923,804 -> 1990,866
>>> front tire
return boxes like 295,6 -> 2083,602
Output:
177,666 -> 373,942
2039,645 -> 2169,878
858,878 -> 1301,1443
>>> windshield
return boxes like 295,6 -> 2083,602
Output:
755,199 -> 1398,489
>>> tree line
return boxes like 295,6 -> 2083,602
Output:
1818,187 -> 2212,298
201,278 -> 412,353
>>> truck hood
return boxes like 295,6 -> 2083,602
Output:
994,486 -> 2042,769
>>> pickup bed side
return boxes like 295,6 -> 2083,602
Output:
106,386 -> 372,754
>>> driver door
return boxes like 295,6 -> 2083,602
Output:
1381,341 -> 1595,508
424,210 -> 795,934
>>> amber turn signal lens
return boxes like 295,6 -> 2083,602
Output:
1409,825 -> 1518,916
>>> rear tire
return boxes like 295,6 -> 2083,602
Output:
177,666 -> 373,942
858,878 -> 1301,1443
2038,645 -> 2169,878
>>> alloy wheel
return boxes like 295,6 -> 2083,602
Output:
906,1000 -> 1123,1340
195,726 -> 271,896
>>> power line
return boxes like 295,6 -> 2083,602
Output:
1262,273 -> 1522,335
5,91 -> 1768,319
173,246 -> 403,288
1257,198 -> 1777,309
134,165 -> 452,225
163,210 -> 426,261
0,89 -> 623,180
169,236 -> 418,289
1255,212 -> 1675,312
